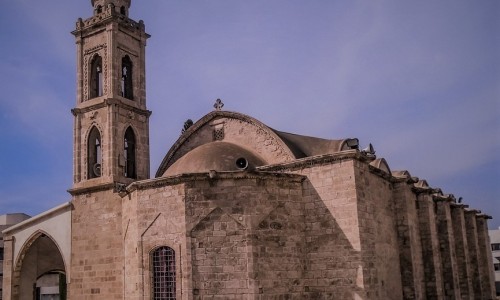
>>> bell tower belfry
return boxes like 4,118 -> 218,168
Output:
71,0 -> 151,190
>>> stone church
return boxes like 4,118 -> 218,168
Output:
1,1 -> 496,299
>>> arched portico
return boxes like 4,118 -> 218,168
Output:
12,232 -> 67,300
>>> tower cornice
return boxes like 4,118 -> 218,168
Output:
71,98 -> 152,118
72,11 -> 149,39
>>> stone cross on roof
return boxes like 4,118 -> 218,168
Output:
213,98 -> 224,111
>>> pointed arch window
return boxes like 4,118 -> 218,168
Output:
90,55 -> 103,99
124,127 -> 136,179
121,56 -> 133,100
88,127 -> 102,179
120,6 -> 127,15
152,246 -> 176,300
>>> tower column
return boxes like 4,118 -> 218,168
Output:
416,190 -> 445,299
465,210 -> 483,299
476,215 -> 496,299
107,24 -> 118,99
450,204 -> 474,299
435,197 -> 461,299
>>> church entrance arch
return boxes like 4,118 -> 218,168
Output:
11,232 -> 67,300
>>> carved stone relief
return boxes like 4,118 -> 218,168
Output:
117,44 -> 139,58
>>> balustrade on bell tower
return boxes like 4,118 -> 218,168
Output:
91,0 -> 131,16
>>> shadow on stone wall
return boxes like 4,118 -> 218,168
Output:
300,178 -> 364,300
186,176 -> 365,299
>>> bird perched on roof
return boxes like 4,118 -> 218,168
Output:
181,119 -> 193,134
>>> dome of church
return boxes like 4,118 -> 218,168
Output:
162,142 -> 266,177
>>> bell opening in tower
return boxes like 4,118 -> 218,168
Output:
90,55 -> 103,99
121,55 -> 133,100
87,127 -> 102,179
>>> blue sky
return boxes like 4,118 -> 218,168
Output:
0,0 -> 499,228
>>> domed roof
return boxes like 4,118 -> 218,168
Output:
155,110 -> 355,177
162,142 -> 266,177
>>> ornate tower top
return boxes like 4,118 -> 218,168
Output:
91,0 -> 130,7
91,0 -> 131,16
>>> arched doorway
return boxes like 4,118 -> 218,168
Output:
12,233 -> 67,300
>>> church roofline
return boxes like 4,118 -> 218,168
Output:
155,110 -> 297,177
155,110 -> 359,178
125,170 -> 306,195
256,149 -> 363,172
272,130 -> 348,158
2,201 -> 72,235
391,170 -> 420,184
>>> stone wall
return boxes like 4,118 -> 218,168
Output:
183,174 -> 305,299
416,191 -> 445,299
392,179 -> 425,299
124,183 -> 187,300
295,159 -> 363,299
262,153 -> 404,299
64,154 -> 498,300
476,216 -> 496,299
435,198 -> 461,299
125,172 -> 306,299
353,162 -> 403,300
70,189 -> 124,299
450,204 -> 474,299
465,211 -> 483,299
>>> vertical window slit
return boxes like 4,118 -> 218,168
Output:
121,56 -> 133,100
124,127 -> 136,179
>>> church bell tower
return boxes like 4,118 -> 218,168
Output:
71,0 -> 151,190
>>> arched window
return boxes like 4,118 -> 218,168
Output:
96,5 -> 103,14
120,6 -> 126,15
121,56 -> 133,100
124,127 -> 136,179
87,126 -> 102,179
152,246 -> 176,300
90,55 -> 103,98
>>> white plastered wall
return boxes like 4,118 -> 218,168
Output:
3,202 -> 72,282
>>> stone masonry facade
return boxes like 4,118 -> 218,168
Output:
1,1 -> 496,300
